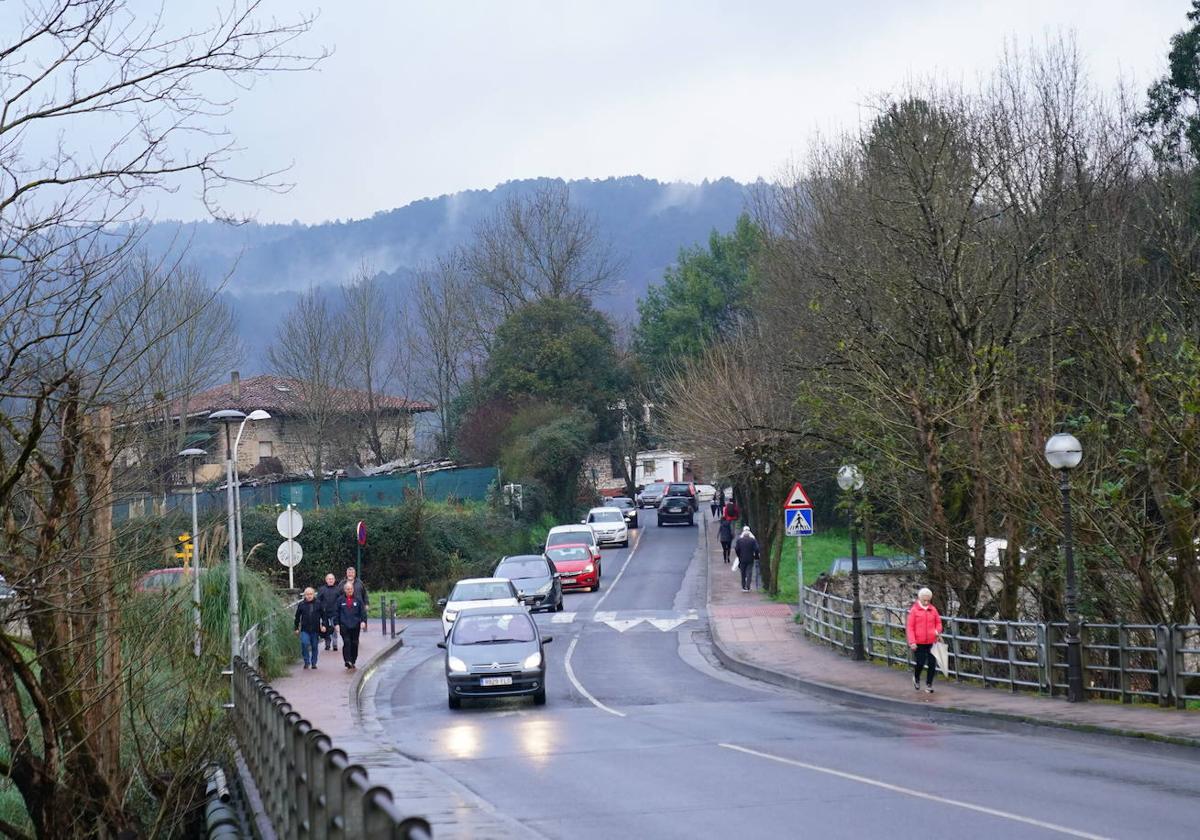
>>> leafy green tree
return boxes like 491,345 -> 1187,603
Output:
634,214 -> 761,372
499,406 -> 596,520
1143,1 -> 1200,161
482,297 -> 625,417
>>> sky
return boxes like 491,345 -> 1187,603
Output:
118,1 -> 1190,223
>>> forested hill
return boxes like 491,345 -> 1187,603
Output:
140,176 -> 750,366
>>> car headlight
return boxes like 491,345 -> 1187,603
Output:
535,580 -> 552,595
443,609 -> 459,622
447,656 -> 468,673
522,651 -> 542,670
583,564 -> 594,573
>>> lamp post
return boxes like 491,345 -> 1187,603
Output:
1045,432 -> 1085,703
179,447 -> 206,658
209,409 -> 246,675
232,409 -> 271,562
837,463 -> 866,661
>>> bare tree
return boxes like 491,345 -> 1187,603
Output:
268,288 -> 350,504
0,3 -> 320,835
462,181 -> 621,313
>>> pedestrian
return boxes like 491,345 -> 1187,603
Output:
317,572 -> 341,651
906,586 -> 943,693
734,526 -> 759,592
294,587 -> 325,670
709,497 -> 720,520
336,580 -> 368,670
339,565 -> 369,608
718,519 -> 734,563
722,498 -> 740,524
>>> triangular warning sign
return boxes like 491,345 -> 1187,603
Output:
784,482 -> 812,508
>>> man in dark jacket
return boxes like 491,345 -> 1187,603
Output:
339,566 -> 369,610
718,519 -> 734,563
294,587 -> 325,669
316,572 -> 341,651
336,581 -> 368,669
734,526 -> 760,592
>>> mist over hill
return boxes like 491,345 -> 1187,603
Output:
140,176 -> 751,372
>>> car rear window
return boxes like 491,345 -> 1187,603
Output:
667,483 -> 692,494
450,581 -> 514,601
496,559 -> 549,578
547,530 -> 592,548
452,612 -> 536,644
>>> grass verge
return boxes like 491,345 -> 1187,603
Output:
370,589 -> 437,618
772,531 -> 901,605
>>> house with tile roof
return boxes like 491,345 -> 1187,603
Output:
132,372 -> 435,484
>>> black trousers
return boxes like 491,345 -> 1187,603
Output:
739,558 -> 754,589
340,625 -> 361,665
321,617 -> 338,647
913,643 -> 936,685
720,540 -> 732,562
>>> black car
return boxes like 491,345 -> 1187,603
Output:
607,496 -> 639,528
664,482 -> 697,512
494,554 -> 564,612
438,606 -> 553,708
657,493 -> 694,526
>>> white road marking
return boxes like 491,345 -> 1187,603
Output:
601,618 -> 644,633
719,743 -> 1113,840
563,637 -> 626,717
646,617 -> 690,632
550,612 -> 576,623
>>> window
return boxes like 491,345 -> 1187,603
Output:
258,440 -> 274,459
642,459 -> 655,471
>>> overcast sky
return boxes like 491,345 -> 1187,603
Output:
139,1 -> 1188,223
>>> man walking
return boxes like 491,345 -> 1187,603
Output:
336,580 -> 367,669
734,526 -> 760,592
340,566 -> 369,610
317,572 -> 341,651
718,518 -> 734,563
294,587 -> 325,670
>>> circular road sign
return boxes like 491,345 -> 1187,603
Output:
356,520 -> 367,546
276,506 -> 304,540
277,539 -> 303,568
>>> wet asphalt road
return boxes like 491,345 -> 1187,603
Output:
377,514 -> 1200,839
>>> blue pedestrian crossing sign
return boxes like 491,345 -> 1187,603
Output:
785,507 -> 814,536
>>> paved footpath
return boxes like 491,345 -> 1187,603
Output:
267,615 -> 528,838
705,518 -> 1200,748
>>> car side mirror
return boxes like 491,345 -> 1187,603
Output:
436,641 -> 446,649
580,519 -> 587,525
437,598 -> 447,607
553,572 -> 561,579
542,636 -> 553,644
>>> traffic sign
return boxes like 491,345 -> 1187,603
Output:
277,506 -> 303,539
356,520 -> 367,546
785,507 -> 814,536
784,482 -> 812,509
277,539 -> 303,568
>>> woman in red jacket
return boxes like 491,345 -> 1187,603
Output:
906,587 -> 943,693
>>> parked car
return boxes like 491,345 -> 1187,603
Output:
827,555 -> 925,575
437,577 -> 522,637
694,484 -> 717,502
545,524 -> 601,562
584,506 -> 629,547
658,493 -> 695,526
664,482 -> 697,512
607,496 -> 639,528
494,554 -> 564,612
134,567 -> 189,593
438,606 -> 553,708
545,543 -> 600,591
637,482 -> 667,508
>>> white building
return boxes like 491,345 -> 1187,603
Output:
634,449 -> 691,486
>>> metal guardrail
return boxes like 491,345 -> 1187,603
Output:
232,658 -> 432,839
800,586 -> 1200,708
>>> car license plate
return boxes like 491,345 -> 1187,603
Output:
480,676 -> 512,687
561,577 -> 576,584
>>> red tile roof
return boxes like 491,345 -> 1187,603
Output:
169,375 -> 435,419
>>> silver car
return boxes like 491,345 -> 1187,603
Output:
584,507 -> 629,547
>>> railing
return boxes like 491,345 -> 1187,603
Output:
232,658 -> 432,839
801,586 -> 1200,708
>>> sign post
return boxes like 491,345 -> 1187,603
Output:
783,482 -> 815,612
356,520 -> 367,578
276,505 -> 304,591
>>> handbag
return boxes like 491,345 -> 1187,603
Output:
731,557 -> 739,571
931,640 -> 950,675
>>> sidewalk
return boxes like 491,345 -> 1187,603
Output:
704,520 -> 1200,749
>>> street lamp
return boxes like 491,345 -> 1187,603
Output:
179,447 -> 206,658
1044,432 -> 1085,703
233,409 -> 271,562
209,409 -> 246,675
837,463 -> 866,661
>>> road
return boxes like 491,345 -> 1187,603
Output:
373,515 -> 1200,839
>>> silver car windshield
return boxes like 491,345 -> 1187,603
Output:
450,582 -> 514,601
452,612 -> 536,644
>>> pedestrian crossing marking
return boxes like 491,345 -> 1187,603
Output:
602,618 -> 644,632
646,617 -> 690,632
536,609 -> 700,633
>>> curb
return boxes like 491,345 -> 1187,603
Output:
349,629 -> 407,723
701,523 -> 1200,754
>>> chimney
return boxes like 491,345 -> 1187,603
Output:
231,370 -> 241,401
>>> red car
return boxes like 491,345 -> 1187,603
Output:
545,543 -> 601,592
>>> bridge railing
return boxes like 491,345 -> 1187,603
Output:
800,586 -> 1200,708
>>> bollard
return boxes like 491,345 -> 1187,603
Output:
389,598 -> 397,639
